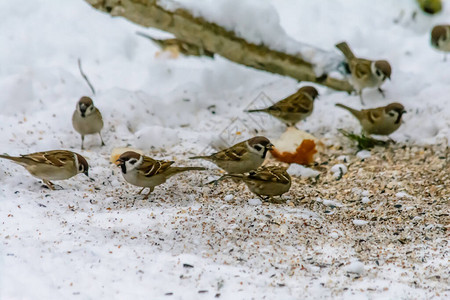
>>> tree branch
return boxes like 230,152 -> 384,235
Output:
85,0 -> 353,92
78,58 -> 96,95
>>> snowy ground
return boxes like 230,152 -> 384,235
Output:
0,0 -> 449,299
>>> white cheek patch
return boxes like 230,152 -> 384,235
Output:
249,145 -> 263,155
370,62 -> 383,80
387,111 -> 399,122
73,153 -> 80,172
125,156 -> 143,171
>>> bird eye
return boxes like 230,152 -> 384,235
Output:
79,165 -> 84,172
129,159 -> 137,165
376,70 -> 381,76
388,112 -> 395,117
254,145 -> 262,151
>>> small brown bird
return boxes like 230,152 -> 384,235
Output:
431,25 -> 450,61
246,86 -> 319,127
72,96 -> 105,150
190,136 -> 273,174
116,151 -> 206,199
336,102 -> 406,135
213,166 -> 292,202
0,150 -> 89,189
336,42 -> 392,105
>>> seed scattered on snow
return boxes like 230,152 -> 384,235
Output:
323,199 -> 343,207
395,192 -> 412,198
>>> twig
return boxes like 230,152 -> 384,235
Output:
78,58 -> 96,95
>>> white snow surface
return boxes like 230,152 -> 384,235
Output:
344,261 -> 365,275
330,164 -> 348,178
287,163 -> 320,178
0,0 -> 449,299
353,219 -> 369,226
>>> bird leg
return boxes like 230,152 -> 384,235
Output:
137,187 -> 146,194
99,132 -> 105,146
43,179 -> 55,190
269,196 -> 286,204
358,91 -> 365,105
81,135 -> 85,150
256,194 -> 270,202
143,187 -> 154,200
377,87 -> 386,98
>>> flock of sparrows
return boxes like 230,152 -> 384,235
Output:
1,23 -> 448,202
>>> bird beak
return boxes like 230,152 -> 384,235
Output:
267,143 -> 274,150
116,159 -> 126,174
84,170 -> 89,177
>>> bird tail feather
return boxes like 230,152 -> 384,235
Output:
336,42 -> 355,60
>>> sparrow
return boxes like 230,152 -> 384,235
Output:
116,151 -> 206,199
336,102 -> 406,136
245,86 -> 319,127
213,166 -> 291,202
431,25 -> 450,61
0,150 -> 89,190
336,42 -> 392,105
72,96 -> 105,150
190,136 -> 274,174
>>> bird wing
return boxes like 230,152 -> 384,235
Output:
247,166 -> 290,184
137,156 -> 175,177
95,108 -> 103,122
365,108 -> 383,124
270,92 -> 312,114
350,59 -> 372,80
211,141 -> 248,162
22,150 -> 72,167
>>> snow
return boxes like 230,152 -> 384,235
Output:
248,198 -> 262,206
361,196 -> 371,204
161,0 -> 338,75
357,150 -> 372,159
330,164 -> 348,178
287,163 -> 320,178
223,194 -> 234,201
396,191 -> 413,198
316,197 -> 343,208
361,190 -> 370,197
0,0 -> 449,299
353,220 -> 369,226
344,261 -> 365,275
